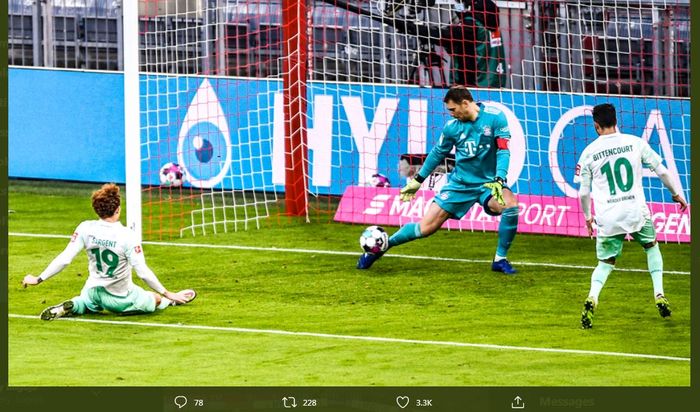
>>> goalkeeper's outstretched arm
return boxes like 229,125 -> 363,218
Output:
400,133 -> 453,202
416,132 -> 454,181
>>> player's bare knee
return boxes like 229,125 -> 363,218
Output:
420,222 -> 439,237
642,241 -> 657,249
504,197 -> 518,209
152,292 -> 162,306
503,190 -> 518,208
487,198 -> 505,215
489,204 -> 504,215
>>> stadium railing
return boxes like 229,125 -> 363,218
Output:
5,0 -> 692,97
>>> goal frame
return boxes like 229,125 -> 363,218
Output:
123,0 -> 312,241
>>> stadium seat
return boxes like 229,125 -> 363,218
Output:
139,16 -> 169,73
257,23 -> 283,77
169,17 -> 203,75
592,36 -> 654,96
222,22 -> 253,77
344,26 -> 398,83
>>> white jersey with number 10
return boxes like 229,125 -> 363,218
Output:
574,132 -> 663,237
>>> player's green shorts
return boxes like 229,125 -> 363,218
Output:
433,180 -> 502,219
596,219 -> 657,261
71,285 -> 157,315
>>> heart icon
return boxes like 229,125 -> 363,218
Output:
396,396 -> 410,409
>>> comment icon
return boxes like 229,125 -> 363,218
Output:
174,395 -> 188,409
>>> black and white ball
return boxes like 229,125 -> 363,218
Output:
359,225 -> 389,254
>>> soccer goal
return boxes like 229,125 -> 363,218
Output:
124,0 -> 690,243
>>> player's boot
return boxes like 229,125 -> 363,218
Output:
40,300 -> 75,321
491,259 -> 517,275
581,297 -> 595,329
655,294 -> 672,318
356,251 -> 385,269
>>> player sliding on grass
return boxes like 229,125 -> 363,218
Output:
574,103 -> 687,329
22,183 -> 197,320
357,85 -> 520,274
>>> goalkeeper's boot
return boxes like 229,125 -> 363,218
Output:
40,300 -> 75,321
491,259 -> 517,275
581,297 -> 595,329
357,251 -> 385,269
655,294 -> 672,318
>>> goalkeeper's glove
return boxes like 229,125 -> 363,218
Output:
400,175 -> 424,202
483,177 -> 507,206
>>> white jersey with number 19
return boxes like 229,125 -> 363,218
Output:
574,132 -> 663,237
38,219 -> 167,297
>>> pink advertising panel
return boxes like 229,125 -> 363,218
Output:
334,186 -> 690,243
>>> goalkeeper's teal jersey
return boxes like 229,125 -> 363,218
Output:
418,103 -> 510,186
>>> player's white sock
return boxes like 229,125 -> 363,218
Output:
645,244 -> 664,297
589,262 -> 614,303
157,297 -> 173,310
494,254 -> 506,262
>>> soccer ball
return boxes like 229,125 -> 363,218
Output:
370,173 -> 391,187
159,162 -> 186,187
359,225 -> 389,254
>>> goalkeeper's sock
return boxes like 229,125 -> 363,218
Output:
589,262 -> 614,302
495,207 -> 519,257
388,222 -> 422,248
645,244 -> 665,297
157,297 -> 173,310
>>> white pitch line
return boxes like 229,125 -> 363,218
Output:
8,232 -> 691,275
8,314 -> 689,362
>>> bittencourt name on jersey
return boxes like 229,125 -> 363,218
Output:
591,144 -> 633,162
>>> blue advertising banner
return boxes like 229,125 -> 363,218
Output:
146,76 -> 690,203
9,68 -> 690,204
9,68 -> 126,183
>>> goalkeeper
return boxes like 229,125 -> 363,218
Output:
22,183 -> 197,320
357,85 -> 520,274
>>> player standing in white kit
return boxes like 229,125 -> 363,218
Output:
574,103 -> 687,329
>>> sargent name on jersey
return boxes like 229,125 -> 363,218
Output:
87,236 -> 117,249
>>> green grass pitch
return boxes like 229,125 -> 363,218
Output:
7,180 -> 690,386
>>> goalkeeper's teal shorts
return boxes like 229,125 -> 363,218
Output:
71,285 -> 157,315
433,180 -> 500,219
595,219 -> 657,260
